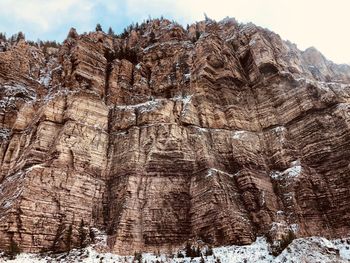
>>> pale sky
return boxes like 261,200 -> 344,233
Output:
0,0 -> 349,64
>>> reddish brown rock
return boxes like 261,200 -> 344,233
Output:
0,18 -> 350,255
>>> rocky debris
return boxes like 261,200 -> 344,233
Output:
1,236 -> 349,262
0,17 -> 350,256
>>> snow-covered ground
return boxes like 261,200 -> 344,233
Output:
1,236 -> 349,263
0,128 -> 10,141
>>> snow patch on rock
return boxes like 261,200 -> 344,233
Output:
232,130 -> 246,139
115,99 -> 162,113
0,83 -> 37,109
172,94 -> 193,116
1,236 -> 350,262
206,168 -> 239,178
183,73 -> 191,81
0,128 -> 10,141
332,239 -> 350,260
270,160 -> 302,180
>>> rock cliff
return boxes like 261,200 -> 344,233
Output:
0,18 -> 350,255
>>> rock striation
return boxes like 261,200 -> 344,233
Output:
0,18 -> 350,255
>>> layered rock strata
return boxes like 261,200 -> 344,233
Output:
0,18 -> 350,255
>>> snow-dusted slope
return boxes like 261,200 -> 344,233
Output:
1,236 -> 349,263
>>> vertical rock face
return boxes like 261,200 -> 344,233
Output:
0,18 -> 350,255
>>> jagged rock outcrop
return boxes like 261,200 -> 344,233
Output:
0,18 -> 350,255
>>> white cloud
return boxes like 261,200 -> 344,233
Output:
0,0 -> 95,38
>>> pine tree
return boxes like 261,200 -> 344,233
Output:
196,31 -> 201,40
134,251 -> 142,262
149,31 -> 156,43
120,28 -> 129,38
16,31 -> 25,42
0,32 -> 6,41
205,245 -> 213,256
66,224 -> 73,252
107,27 -> 115,36
79,219 -> 87,248
185,242 -> 193,257
195,246 -> 201,257
7,239 -> 21,260
52,220 -> 65,252
89,227 -> 95,243
95,23 -> 103,32
9,34 -> 17,44
67,27 -> 78,39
